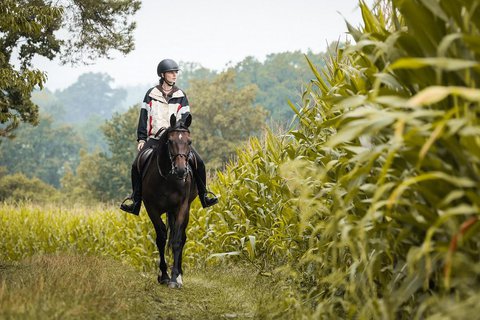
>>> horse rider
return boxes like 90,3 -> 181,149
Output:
120,59 -> 219,215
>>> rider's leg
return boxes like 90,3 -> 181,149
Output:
120,137 -> 164,215
190,148 -> 218,208
120,160 -> 142,215
131,162 -> 142,204
120,139 -> 158,215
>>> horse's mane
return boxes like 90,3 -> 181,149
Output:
157,127 -> 169,146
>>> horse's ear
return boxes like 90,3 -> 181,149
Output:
170,114 -> 177,127
184,113 -> 192,128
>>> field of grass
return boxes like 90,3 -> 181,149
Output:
0,253 -> 274,319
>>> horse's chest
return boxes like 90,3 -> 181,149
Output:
154,182 -> 190,205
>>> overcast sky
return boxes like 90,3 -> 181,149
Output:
34,0 -> 370,91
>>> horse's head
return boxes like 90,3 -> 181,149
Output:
167,113 -> 192,180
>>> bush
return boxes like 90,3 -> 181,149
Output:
0,173 -> 60,202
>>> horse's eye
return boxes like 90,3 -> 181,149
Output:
188,140 -> 192,145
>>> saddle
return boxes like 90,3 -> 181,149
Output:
136,147 -> 154,178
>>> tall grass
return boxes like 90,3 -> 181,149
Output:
0,254 -> 270,319
0,203 -> 150,270
0,254 -> 155,319
0,202 -> 217,272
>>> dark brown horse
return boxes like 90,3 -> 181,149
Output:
142,113 -> 197,288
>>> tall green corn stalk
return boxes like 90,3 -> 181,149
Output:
271,0 -> 480,318
189,0 -> 480,317
0,203 -> 163,271
188,130 -> 303,269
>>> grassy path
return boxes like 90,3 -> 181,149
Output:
0,254 -> 274,319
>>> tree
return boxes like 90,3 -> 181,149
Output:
176,62 -> 218,90
61,105 -> 138,202
61,150 -> 102,203
56,72 -> 127,123
188,70 -> 268,169
0,115 -> 82,187
0,0 -> 140,138
31,87 -> 64,120
95,104 -> 138,200
234,51 -> 327,124
30,73 -> 127,152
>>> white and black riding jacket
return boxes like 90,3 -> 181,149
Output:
137,85 -> 190,142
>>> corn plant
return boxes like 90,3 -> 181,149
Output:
0,203 -> 161,271
191,0 -> 480,318
188,130 -> 303,269
0,200 -> 228,272
267,0 -> 480,318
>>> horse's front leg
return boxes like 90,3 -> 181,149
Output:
168,207 -> 190,289
156,217 -> 170,285
178,231 -> 187,276
145,207 -> 170,285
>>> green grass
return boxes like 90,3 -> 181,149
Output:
0,254 -> 275,320
0,254 -> 152,319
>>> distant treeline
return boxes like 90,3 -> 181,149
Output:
0,50 -> 328,203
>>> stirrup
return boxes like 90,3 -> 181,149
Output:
201,191 -> 218,208
120,196 -> 141,215
206,191 -> 217,197
120,195 -> 133,205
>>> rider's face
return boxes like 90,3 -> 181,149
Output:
164,70 -> 178,84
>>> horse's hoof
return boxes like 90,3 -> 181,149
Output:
168,281 -> 182,289
157,274 -> 170,285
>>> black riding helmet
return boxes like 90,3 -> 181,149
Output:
157,59 -> 179,77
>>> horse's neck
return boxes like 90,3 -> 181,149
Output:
154,140 -> 164,156
155,143 -> 170,170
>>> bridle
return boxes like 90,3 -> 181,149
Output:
156,127 -> 192,180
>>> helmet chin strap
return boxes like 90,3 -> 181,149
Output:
164,79 -> 175,86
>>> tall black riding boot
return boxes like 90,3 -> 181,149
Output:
191,151 -> 218,208
120,164 -> 142,215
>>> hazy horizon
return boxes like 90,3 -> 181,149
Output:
34,0 -> 371,91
